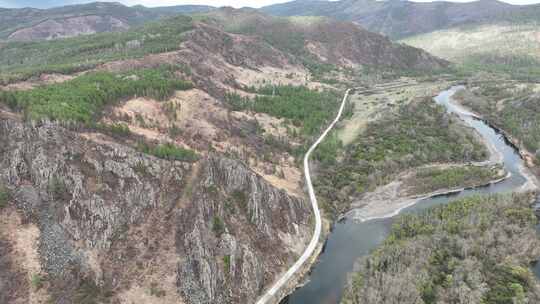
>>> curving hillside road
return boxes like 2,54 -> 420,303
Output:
255,89 -> 352,304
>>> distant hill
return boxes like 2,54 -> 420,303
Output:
261,0 -> 540,39
203,8 -> 448,71
0,7 -> 447,86
0,1 -> 213,41
400,22 -> 540,80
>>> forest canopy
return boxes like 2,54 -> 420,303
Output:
0,66 -> 192,123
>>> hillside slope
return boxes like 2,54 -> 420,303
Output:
0,9 -> 448,85
401,22 -> 540,79
203,8 -> 448,71
261,0 -> 540,39
0,1 -> 213,41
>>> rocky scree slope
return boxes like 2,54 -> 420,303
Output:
0,113 -> 311,304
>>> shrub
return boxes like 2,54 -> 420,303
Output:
30,274 -> 44,290
231,190 -> 248,211
223,255 -> 231,272
313,98 -> 489,216
0,185 -> 9,209
168,125 -> 182,138
74,279 -> 112,304
49,177 -> 70,201
212,216 -> 225,236
137,142 -> 198,163
95,123 -> 131,138
149,282 -> 166,297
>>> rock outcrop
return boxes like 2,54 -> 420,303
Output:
0,113 -> 311,303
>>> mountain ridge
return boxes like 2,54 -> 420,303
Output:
0,1 -> 214,41
261,0 -> 540,38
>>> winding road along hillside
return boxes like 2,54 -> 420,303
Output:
255,89 -> 352,304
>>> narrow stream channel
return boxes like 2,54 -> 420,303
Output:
280,86 -> 532,304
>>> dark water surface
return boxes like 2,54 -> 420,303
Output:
281,86 -> 530,304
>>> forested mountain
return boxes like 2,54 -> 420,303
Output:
261,0 -> 540,79
261,0 -> 540,39
0,8 -> 447,85
0,1 -> 213,41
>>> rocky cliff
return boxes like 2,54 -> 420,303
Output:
0,112 -> 311,304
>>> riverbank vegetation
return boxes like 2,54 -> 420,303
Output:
0,66 -> 192,123
341,192 -> 540,304
455,86 -> 540,164
403,165 -> 504,195
314,97 -> 488,216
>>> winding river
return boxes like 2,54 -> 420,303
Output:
280,86 -> 537,304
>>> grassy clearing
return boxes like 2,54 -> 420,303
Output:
342,193 -> 540,304
0,66 -> 192,123
456,85 -> 540,161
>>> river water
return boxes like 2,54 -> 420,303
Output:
281,86 -> 532,304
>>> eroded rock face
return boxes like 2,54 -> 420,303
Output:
0,115 -> 310,303
176,156 -> 309,303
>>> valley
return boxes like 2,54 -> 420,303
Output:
286,85 -> 539,304
0,1 -> 539,304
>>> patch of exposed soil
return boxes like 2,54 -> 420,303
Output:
107,208 -> 186,304
252,160 -> 304,198
0,208 -> 49,304
3,73 -> 79,91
